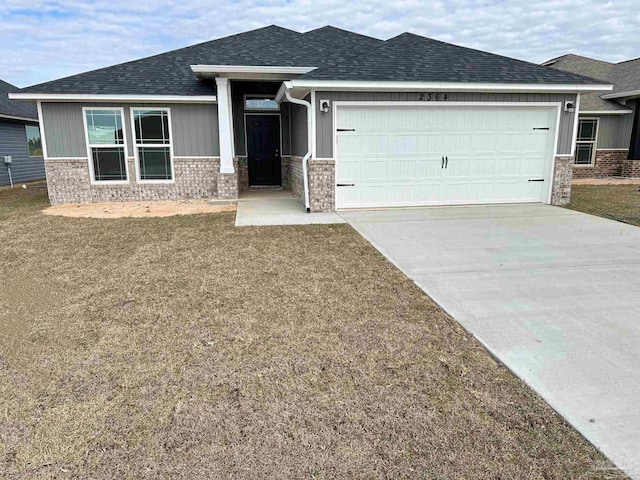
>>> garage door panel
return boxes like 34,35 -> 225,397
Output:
520,155 -> 547,177
467,156 -> 496,177
416,157 -> 445,179
336,105 -> 555,209
390,135 -> 418,154
360,134 -> 389,156
417,134 -> 444,153
443,134 -> 472,154
388,159 -> 416,179
337,134 -> 363,155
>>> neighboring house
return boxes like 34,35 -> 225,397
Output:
0,79 -> 44,186
10,26 -> 610,210
543,54 -> 640,179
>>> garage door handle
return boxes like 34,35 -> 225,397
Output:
441,156 -> 444,169
337,183 -> 355,187
528,179 -> 545,182
445,156 -> 449,168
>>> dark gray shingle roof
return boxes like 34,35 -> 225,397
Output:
21,26 -> 303,96
21,25 -> 381,96
610,57 -> 640,96
300,33 -> 608,85
0,79 -> 38,119
20,27 -> 608,97
545,54 -> 640,109
543,54 -> 628,111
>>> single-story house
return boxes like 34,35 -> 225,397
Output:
543,54 -> 640,179
10,26 -> 612,210
0,79 -> 45,187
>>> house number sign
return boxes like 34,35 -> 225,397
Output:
419,93 -> 449,101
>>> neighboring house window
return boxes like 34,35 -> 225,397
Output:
83,108 -> 128,182
244,95 -> 279,111
132,108 -> 173,182
575,118 -> 598,165
25,125 -> 42,157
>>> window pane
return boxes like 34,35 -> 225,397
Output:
577,119 -> 597,141
575,143 -> 594,165
133,110 -> 170,144
85,110 -> 124,145
25,125 -> 42,157
245,97 -> 279,110
138,147 -> 172,180
92,147 -> 127,181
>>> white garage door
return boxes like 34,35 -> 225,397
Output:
335,104 -> 558,209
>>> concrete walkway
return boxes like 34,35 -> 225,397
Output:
235,190 -> 345,226
340,204 -> 640,478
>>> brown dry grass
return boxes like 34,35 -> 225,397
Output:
567,184 -> 640,227
0,188 -> 621,479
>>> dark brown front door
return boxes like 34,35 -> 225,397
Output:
246,115 -> 281,186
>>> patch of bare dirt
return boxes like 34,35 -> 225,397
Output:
42,200 -> 236,218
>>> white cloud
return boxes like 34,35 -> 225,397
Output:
1,0 -> 638,87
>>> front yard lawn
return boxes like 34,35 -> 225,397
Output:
0,188 -> 617,479
567,184 -> 640,227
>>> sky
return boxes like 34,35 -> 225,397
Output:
1,0 -> 639,88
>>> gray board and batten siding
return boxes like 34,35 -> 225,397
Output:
40,103 -> 219,158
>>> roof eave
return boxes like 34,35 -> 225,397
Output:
8,93 -> 218,103
191,65 -> 316,81
601,89 -> 640,100
288,80 -> 614,93
0,113 -> 39,122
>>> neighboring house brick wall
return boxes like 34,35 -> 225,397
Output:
45,157 -> 225,205
552,156 -> 573,206
307,159 -> 335,212
573,149 -> 628,179
621,159 -> 640,178
0,120 -> 45,186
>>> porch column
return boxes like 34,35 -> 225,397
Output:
215,77 -> 235,173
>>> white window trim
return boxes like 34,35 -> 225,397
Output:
575,117 -> 599,167
130,107 -> 175,184
243,94 -> 280,111
82,106 -> 130,185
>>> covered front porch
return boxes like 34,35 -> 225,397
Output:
194,65 -> 335,213
235,188 -> 344,226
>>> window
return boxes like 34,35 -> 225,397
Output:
83,108 -> 128,182
25,125 -> 42,157
132,108 -> 173,182
575,118 -> 598,165
244,95 -> 279,111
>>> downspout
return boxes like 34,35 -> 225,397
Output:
283,86 -> 312,212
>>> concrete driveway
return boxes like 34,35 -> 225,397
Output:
340,204 -> 640,478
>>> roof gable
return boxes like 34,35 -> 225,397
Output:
0,79 -> 38,119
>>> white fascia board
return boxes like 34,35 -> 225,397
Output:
0,113 -> 39,122
288,80 -> 614,93
580,110 -> 633,115
601,89 -> 640,100
191,65 -> 316,75
8,93 -> 217,103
